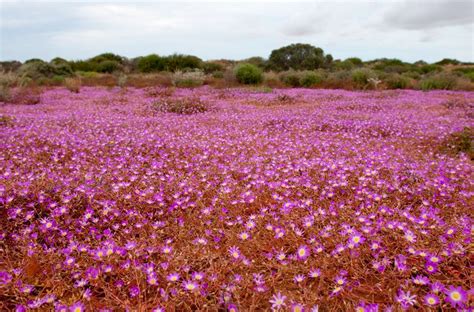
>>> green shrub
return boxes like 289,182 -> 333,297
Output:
18,61 -> 56,79
268,43 -> 328,71
351,68 -> 376,86
279,71 -> 301,87
137,54 -> 166,73
419,64 -> 441,74
90,53 -> 124,64
234,63 -> 263,84
202,62 -> 223,74
212,71 -> 224,79
97,60 -> 120,73
345,57 -> 363,66
164,54 -> 202,72
52,75 -> 65,85
419,73 -> 458,90
300,71 -> 324,87
435,58 -> 460,66
385,74 -> 411,89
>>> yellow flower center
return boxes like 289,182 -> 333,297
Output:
427,298 -> 436,304
352,236 -> 360,243
73,308 -> 82,312
298,249 -> 306,257
450,291 -> 461,301
186,284 -> 195,290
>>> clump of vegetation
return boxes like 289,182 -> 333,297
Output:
351,68 -> 377,88
64,77 -> 81,93
440,127 -> 473,159
300,71 -> 324,87
172,70 -> 205,88
234,63 -> 263,84
152,97 -> 210,114
385,74 -> 411,89
419,73 -> 458,90
268,43 -> 332,71
279,70 -> 301,87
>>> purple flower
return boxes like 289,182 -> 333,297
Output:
445,285 -> 467,307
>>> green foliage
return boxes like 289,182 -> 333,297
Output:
419,73 -> 458,90
268,43 -> 327,71
71,60 -> 98,72
96,60 -> 120,73
24,58 -> 44,64
334,60 -> 355,71
137,54 -> 166,73
90,53 -> 124,64
164,54 -> 202,72
419,64 -> 441,74
0,61 -> 22,72
18,61 -> 57,79
351,68 -> 376,86
345,57 -> 363,66
234,63 -> 263,84
280,71 -> 301,87
202,62 -> 223,74
435,58 -> 460,66
385,74 -> 411,89
300,71 -> 324,87
242,57 -> 267,68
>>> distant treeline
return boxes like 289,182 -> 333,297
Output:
1,43 -> 473,90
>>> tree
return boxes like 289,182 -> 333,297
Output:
268,43 -> 329,71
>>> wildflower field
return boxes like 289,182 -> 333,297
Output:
0,87 -> 472,311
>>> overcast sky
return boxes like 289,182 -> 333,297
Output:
1,0 -> 473,63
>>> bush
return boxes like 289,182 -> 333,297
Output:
351,68 -> 376,87
71,60 -> 98,72
234,63 -> 263,84
419,73 -> 458,90
164,54 -> 202,72
435,58 -> 460,66
64,78 -> 81,93
137,54 -> 166,73
152,97 -> 210,114
90,53 -> 124,64
97,60 -> 120,73
202,62 -> 223,74
418,64 -> 441,74
279,71 -> 301,87
18,61 -> 56,79
385,74 -> 411,89
172,70 -> 205,88
300,71 -> 324,87
9,87 -> 42,105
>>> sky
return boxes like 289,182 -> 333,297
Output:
0,0 -> 473,63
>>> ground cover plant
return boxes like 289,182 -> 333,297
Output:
0,86 -> 472,311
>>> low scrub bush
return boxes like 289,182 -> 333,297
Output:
152,97 -> 210,114
300,71 -> 324,87
351,68 -> 377,87
234,63 -> 263,84
202,62 -> 224,74
385,74 -> 411,89
279,70 -> 301,87
419,73 -> 458,90
172,70 -> 205,88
